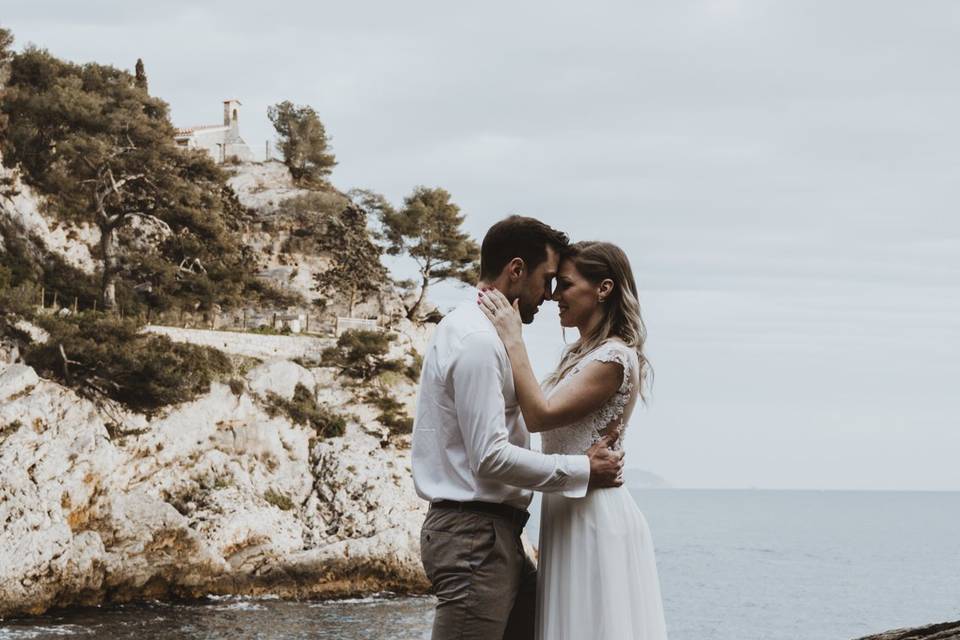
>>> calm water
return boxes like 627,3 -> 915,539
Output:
2,490 -> 959,640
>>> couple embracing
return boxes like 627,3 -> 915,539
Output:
411,216 -> 668,640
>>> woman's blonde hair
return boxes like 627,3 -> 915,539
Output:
544,241 -> 652,401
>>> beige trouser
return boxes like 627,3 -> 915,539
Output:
420,505 -> 536,640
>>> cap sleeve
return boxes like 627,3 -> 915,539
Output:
586,341 -> 635,394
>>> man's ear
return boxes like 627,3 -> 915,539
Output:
507,257 -> 525,282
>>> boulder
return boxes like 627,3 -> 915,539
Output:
855,622 -> 960,640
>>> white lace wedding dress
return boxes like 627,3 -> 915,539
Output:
536,340 -> 669,640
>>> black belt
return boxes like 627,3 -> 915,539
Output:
432,500 -> 530,527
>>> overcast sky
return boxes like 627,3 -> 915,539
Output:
5,1 -> 959,490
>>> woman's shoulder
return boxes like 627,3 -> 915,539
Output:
572,339 -> 636,384
589,338 -> 637,364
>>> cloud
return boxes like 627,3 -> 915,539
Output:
4,0 -> 958,489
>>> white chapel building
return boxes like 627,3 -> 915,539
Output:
174,99 -> 255,164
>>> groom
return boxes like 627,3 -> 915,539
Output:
411,215 -> 625,640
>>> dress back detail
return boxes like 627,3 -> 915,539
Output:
541,340 -> 639,455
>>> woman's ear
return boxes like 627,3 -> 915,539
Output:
507,257 -> 525,282
598,278 -> 615,301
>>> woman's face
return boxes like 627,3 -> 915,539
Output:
553,259 -> 599,328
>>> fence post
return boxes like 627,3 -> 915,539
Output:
39,286 -> 45,309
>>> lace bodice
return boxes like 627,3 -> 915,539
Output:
540,340 -> 639,455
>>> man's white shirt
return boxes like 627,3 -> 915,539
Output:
411,298 -> 591,510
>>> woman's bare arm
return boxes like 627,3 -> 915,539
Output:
478,289 -> 623,432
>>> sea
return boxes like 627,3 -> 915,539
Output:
2,489 -> 958,640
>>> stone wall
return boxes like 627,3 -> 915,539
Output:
143,325 -> 334,361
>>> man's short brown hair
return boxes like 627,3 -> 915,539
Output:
479,215 -> 570,281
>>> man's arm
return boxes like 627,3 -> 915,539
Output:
453,332 -> 616,498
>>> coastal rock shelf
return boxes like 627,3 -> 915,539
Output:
0,355 -> 429,618
857,621 -> 960,640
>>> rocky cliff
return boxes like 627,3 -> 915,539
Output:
0,156 -> 433,618
0,330 -> 431,618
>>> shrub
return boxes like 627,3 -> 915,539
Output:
263,488 -> 295,511
0,264 -> 11,291
23,314 -> 232,414
228,378 -> 246,396
321,329 -> 404,381
263,382 -> 347,438
0,419 -> 23,444
404,350 -> 423,383
365,387 -> 413,436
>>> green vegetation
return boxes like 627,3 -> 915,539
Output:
228,378 -> 246,396
22,314 -> 232,414
272,192 -> 387,317
365,387 -> 413,436
134,57 -> 147,91
276,191 -> 351,254
268,101 -> 337,187
262,382 -> 347,438
364,186 -> 479,319
0,419 -> 23,444
0,264 -> 11,291
404,349 -> 423,383
0,221 -> 101,313
0,27 -> 13,175
321,329 -> 405,382
312,204 -> 387,317
0,26 -> 446,422
263,488 -> 295,511
0,42 -> 293,314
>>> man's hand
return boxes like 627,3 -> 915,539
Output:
586,433 -> 625,489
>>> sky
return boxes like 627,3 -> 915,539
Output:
4,1 -> 959,490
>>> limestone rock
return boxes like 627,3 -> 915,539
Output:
855,622 -> 960,640
0,161 -> 98,275
0,363 -> 39,402
245,359 -> 318,400
0,357 -> 428,618
226,160 -> 309,215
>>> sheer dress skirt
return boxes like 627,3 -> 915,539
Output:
536,486 -> 669,640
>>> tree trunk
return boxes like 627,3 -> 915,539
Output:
406,273 -> 430,320
99,222 -> 118,311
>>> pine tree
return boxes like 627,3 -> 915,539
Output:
134,57 -> 148,92
0,48 -> 251,311
313,203 -> 387,317
0,27 -> 15,198
376,187 -> 479,320
267,101 -> 337,187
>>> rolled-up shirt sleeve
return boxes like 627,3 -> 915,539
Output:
452,332 -> 590,498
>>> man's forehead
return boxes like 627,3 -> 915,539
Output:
543,245 -> 560,275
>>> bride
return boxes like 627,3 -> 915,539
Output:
478,240 -> 668,640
